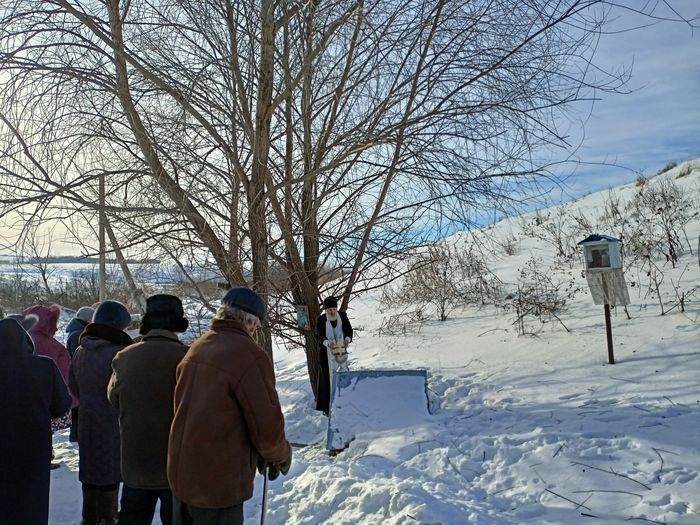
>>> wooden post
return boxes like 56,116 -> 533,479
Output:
604,303 -> 615,364
98,172 -> 107,302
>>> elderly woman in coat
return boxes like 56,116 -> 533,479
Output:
23,304 -> 76,431
70,300 -> 133,525
0,317 -> 71,524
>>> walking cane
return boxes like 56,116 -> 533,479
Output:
260,466 -> 269,525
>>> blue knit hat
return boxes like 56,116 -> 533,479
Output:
222,287 -> 266,322
93,300 -> 132,330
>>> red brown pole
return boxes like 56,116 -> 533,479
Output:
604,303 -> 615,364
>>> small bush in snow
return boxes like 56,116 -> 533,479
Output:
380,243 -> 502,322
624,178 -> 696,269
507,257 -> 581,335
676,163 -> 692,178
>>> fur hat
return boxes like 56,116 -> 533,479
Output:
323,296 -> 338,309
222,287 -> 266,322
139,294 -> 189,335
92,300 -> 131,330
6,313 -> 39,332
75,306 -> 95,323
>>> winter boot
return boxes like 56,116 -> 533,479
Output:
81,487 -> 99,525
96,488 -> 119,525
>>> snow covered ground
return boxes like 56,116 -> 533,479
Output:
50,162 -> 700,524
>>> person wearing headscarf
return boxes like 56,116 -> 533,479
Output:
66,306 -> 95,356
315,296 -> 353,415
70,300 -> 133,525
23,304 -> 76,433
108,295 -> 189,525
0,317 -> 71,524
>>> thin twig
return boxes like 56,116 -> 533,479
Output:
545,489 -> 592,510
610,376 -> 639,383
477,328 -> 508,337
626,517 -> 666,524
570,461 -> 652,490
572,489 -> 643,498
651,448 -> 665,483
576,494 -> 593,510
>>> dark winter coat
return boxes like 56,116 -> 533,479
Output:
315,311 -> 353,413
108,329 -> 188,489
69,323 -> 133,485
24,304 -> 76,409
168,319 -> 291,508
65,317 -> 89,357
0,318 -> 71,525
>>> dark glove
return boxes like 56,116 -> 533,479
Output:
258,444 -> 293,480
267,463 -> 281,481
256,457 -> 267,475
276,445 -> 293,476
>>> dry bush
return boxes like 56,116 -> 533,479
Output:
506,257 -> 580,335
657,162 -> 677,175
676,164 -> 692,178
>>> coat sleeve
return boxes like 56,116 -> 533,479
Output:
68,351 -> 80,401
107,355 -> 120,409
234,354 -> 290,465
340,312 -> 353,341
54,341 -> 72,384
66,331 -> 78,356
49,359 -> 72,418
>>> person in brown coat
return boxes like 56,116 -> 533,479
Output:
168,287 -> 292,525
108,295 -> 189,525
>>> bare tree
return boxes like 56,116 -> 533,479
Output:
1,0 -> 697,393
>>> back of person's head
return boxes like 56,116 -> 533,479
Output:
5,313 -> 39,332
22,304 -> 61,335
75,306 -> 95,323
216,287 -> 266,325
140,294 -> 189,335
92,300 -> 131,331
0,317 -> 35,354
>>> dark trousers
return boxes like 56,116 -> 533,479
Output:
118,485 -> 173,525
82,483 -> 119,525
172,495 -> 243,525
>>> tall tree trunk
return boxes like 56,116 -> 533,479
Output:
249,0 -> 276,359
106,0 -> 245,289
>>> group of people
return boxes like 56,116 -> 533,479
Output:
0,287 -> 293,525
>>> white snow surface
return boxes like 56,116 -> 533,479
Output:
50,162 -> 700,524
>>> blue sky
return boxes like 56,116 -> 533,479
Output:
552,1 -> 700,202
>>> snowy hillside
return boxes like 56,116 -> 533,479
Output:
50,161 -> 700,524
